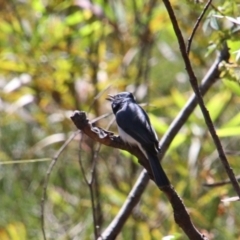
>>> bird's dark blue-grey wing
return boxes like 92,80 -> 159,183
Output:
116,101 -> 169,186
115,102 -> 159,152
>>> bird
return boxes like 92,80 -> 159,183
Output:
106,92 -> 169,187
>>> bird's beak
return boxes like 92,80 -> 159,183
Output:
106,94 -> 114,102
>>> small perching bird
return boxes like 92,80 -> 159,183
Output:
107,92 -> 169,187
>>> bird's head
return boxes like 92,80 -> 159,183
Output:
106,92 -> 135,113
106,92 -> 135,103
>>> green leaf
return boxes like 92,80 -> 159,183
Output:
171,88 -> 187,109
119,149 -> 138,164
217,127 -> 240,137
223,79 -> 240,96
32,0 -> 45,13
79,21 -> 102,36
148,113 -> 168,135
168,133 -> 186,153
222,112 -> 240,128
206,91 -> 232,122
7,222 -> 26,240
66,12 -> 84,26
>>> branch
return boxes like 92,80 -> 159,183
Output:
186,0 -> 212,54
160,43 -> 229,155
162,0 -> 240,198
41,132 -> 78,240
71,111 -> 155,181
71,112 -> 208,240
97,44 -> 229,239
98,170 -> 149,239
203,175 -> 240,188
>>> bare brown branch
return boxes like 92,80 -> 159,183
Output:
70,111 -> 208,240
71,111 -> 155,180
162,0 -> 240,198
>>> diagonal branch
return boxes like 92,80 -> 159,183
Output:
160,43 -> 229,155
162,0 -> 240,198
186,0 -> 212,54
71,111 -> 155,181
71,111 -> 208,240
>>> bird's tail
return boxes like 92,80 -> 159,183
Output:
147,153 -> 170,187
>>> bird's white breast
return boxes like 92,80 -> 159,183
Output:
118,127 -> 138,145
118,127 -> 147,158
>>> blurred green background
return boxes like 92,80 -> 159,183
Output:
0,0 -> 240,239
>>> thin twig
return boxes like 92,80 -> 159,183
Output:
203,175 -> 240,188
78,137 -> 88,185
78,113 -> 115,239
41,131 -> 79,240
87,86 -> 112,115
91,144 -> 102,238
78,136 -> 100,239
187,0 -> 212,54
90,112 -> 113,124
224,150 -> 240,156
210,3 -> 225,16
132,0 -> 157,88
162,0 -> 240,198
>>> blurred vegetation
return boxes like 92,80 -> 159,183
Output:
0,0 -> 240,239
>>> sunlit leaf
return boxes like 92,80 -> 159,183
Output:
102,185 -> 127,205
138,223 -> 151,240
206,91 -> 232,122
32,0 -> 45,13
171,88 -> 187,109
222,79 -> 240,96
148,113 -> 169,135
217,127 -> 240,137
0,61 -> 26,72
79,21 -> 101,36
0,158 -> 51,165
119,149 -> 138,164
66,12 -> 84,26
6,223 -> 26,240
48,188 -> 65,206
0,21 -> 13,34
222,112 -> 240,128
168,133 -> 186,152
